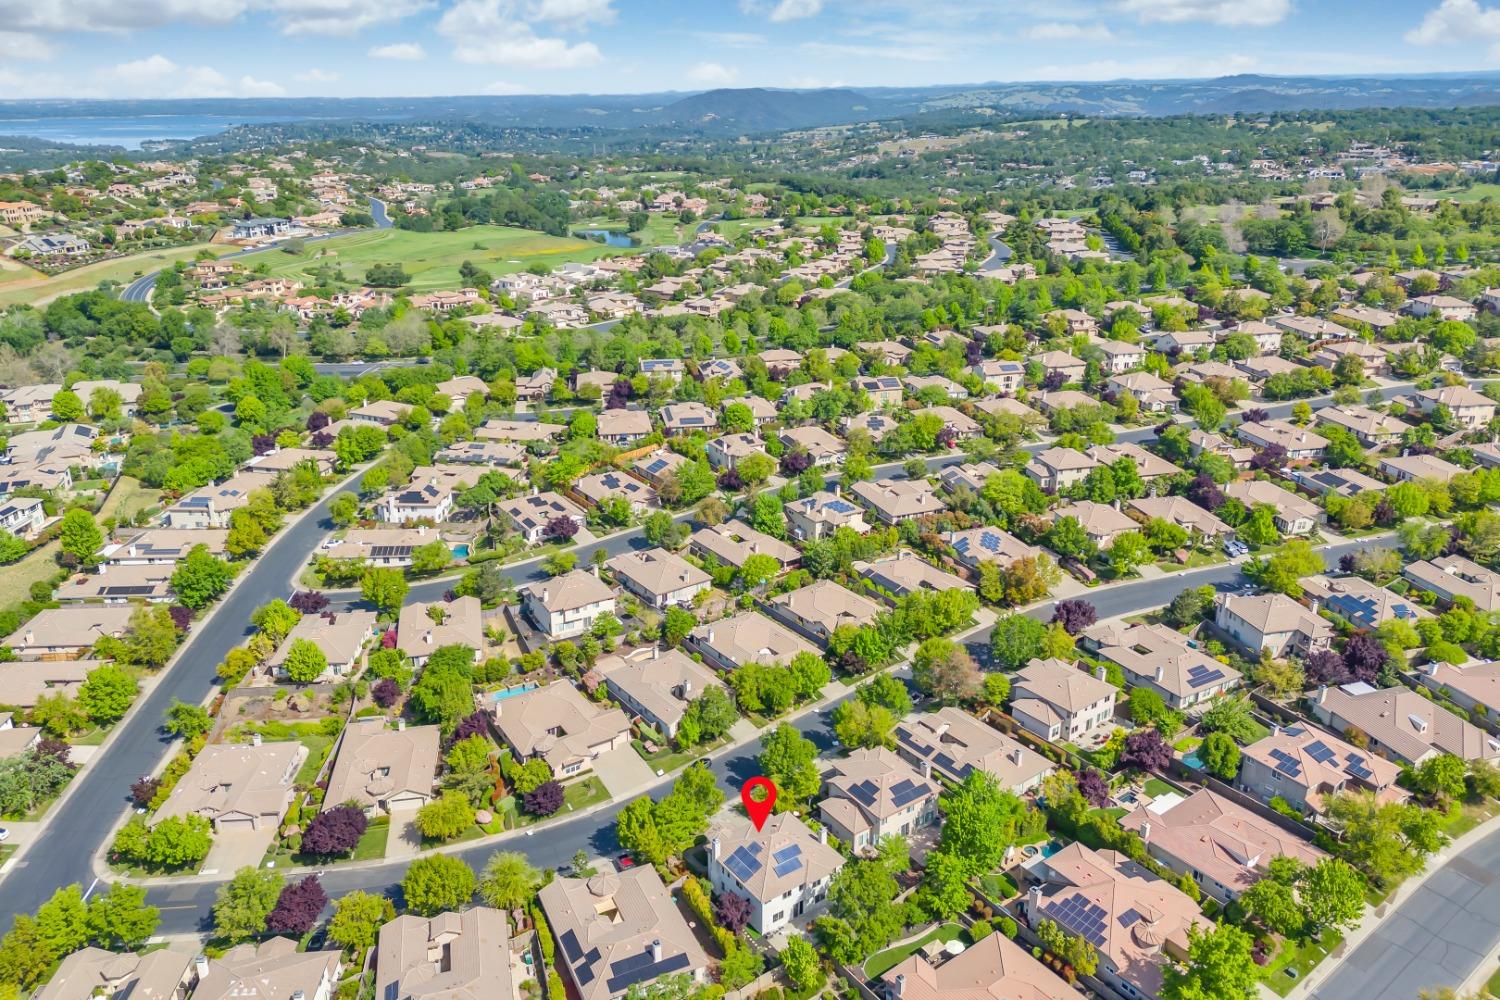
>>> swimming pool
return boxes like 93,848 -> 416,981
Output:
1182,749 -> 1206,770
452,544 -> 470,558
491,682 -> 540,701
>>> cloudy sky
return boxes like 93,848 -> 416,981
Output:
0,0 -> 1497,100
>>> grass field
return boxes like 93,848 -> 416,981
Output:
1437,183 -> 1500,203
238,226 -> 622,293
0,243 -> 230,307
572,214 -> 684,247
865,924 -> 965,979
98,476 -> 161,527
0,540 -> 60,611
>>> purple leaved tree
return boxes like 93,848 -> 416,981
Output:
1120,729 -> 1172,773
300,804 -> 369,856
265,876 -> 328,936
523,780 -> 564,817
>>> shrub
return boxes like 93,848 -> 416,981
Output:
522,780 -> 564,817
301,804 -> 369,856
265,875 -> 328,936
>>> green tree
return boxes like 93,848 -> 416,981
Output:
479,850 -> 543,909
78,663 -> 137,724
213,866 -> 284,942
327,890 -> 395,951
1246,539 -> 1325,598
1301,858 -> 1366,934
402,854 -> 477,916
1240,878 -> 1303,938
759,723 -> 821,808
937,770 -> 1024,878
171,543 -> 234,609
86,883 -> 160,949
831,700 -> 896,750
1411,753 -> 1468,804
361,567 -> 409,614
411,540 -> 452,574
163,699 -> 213,740
1200,732 -> 1240,780
989,614 -> 1047,670
33,884 -> 88,959
51,389 -> 84,422
329,492 -> 360,527
282,638 -> 329,683
58,508 -> 103,565
780,933 -> 822,992
415,791 -> 476,842
252,599 -> 301,644
1161,924 -> 1258,1000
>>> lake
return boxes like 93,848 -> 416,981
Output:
0,114 -> 305,149
575,228 -> 639,248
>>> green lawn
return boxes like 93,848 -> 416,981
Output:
864,924 -> 966,979
1144,777 -> 1176,798
0,540 -> 60,611
979,872 -> 1018,900
572,214 -> 684,247
1436,183 -> 1500,203
0,243 -> 230,307
98,476 -> 162,526
1261,931 -> 1343,997
237,226 -> 622,293
1486,963 -> 1500,997
0,844 -> 15,866
293,734 -> 336,785
352,818 -> 389,861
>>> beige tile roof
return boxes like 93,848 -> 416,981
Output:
850,478 -> 949,521
155,741 -> 305,829
823,747 -> 938,824
709,811 -> 844,904
1405,553 -> 1500,611
1091,622 -> 1242,699
1240,722 -> 1403,812
323,718 -> 440,811
1052,500 -> 1138,540
1014,658 -> 1116,714
1423,660 -> 1500,721
1030,447 -> 1100,475
597,409 -> 653,438
596,647 -> 725,733
1222,479 -> 1320,524
1126,496 -> 1228,537
1316,683 -> 1500,765
1215,593 -> 1334,645
194,939 -> 342,1000
1118,788 -> 1325,897
1236,419 -> 1328,453
606,548 -> 710,600
779,425 -> 846,459
1313,404 -> 1407,440
104,527 -> 230,562
36,948 -> 195,1000
855,551 -> 972,597
1033,843 -> 1211,997
520,569 -> 616,614
539,866 -> 709,1000
397,596 -> 484,657
490,682 -> 629,771
477,419 -> 567,442
1379,453 -> 1465,482
895,706 -> 1052,791
1091,441 -> 1182,479
3,605 -> 136,653
881,924 -> 1075,1000
686,611 -> 820,666
769,579 -> 883,634
265,609 -> 378,671
1418,384 -> 1494,410
375,907 -> 512,1000
690,519 -> 799,568
0,658 -> 93,707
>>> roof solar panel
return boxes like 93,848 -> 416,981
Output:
749,842 -> 763,856
606,953 -> 692,993
1276,759 -> 1302,777
1118,908 -> 1141,928
826,500 -> 857,514
773,845 -> 802,864
1188,667 -> 1225,688
849,780 -> 880,807
1306,741 -> 1336,764
774,857 -> 802,877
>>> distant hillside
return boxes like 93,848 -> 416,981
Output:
645,87 -> 884,130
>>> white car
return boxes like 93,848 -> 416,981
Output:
0,828 -> 9,841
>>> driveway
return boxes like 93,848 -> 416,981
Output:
386,805 -> 424,861
592,746 -> 657,798
201,827 -> 275,876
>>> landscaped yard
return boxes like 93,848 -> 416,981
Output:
352,817 -> 389,861
98,476 -> 162,526
237,226 -> 624,293
1144,777 -> 1176,798
864,923 -> 966,979
1261,930 -> 1343,997
0,539 -> 61,612
978,871 -> 1018,900
632,736 -> 726,776
0,243 -> 231,307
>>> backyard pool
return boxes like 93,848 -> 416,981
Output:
451,543 -> 470,558
491,683 -> 540,702
1182,749 -> 1206,770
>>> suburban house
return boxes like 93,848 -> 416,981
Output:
1033,351 -> 1087,383
1235,419 -> 1328,461
1314,405 -> 1408,447
767,579 -> 883,645
689,520 -> 800,570
939,461 -> 1002,494
704,432 -> 764,471
375,908 -> 512,1000
853,375 -> 905,408
377,465 -> 480,524
879,929 -> 1074,1000
850,479 -> 948,524
1020,842 -> 1212,1000
1091,441 -> 1183,483
596,646 -> 725,741
1413,385 -> 1496,429
707,812 -> 844,934
1213,593 -> 1335,659
194,940 -> 342,1000
631,450 -> 690,489
1125,496 -> 1229,542
854,551 -> 972,599
1051,500 -> 1139,549
895,707 -> 1052,793
521,570 -> 618,640
0,497 -> 46,539
1404,553 -> 1500,611
4,424 -> 98,467
322,717 -> 441,816
539,866 -> 709,1000
597,409 -> 654,447
1300,574 -> 1426,629
55,562 -> 173,603
684,611 -> 821,672
1407,294 -> 1478,321
35,949 -> 196,1000
945,526 -> 1045,571
499,492 -> 588,545
573,471 -> 657,515
606,548 -> 711,610
1415,660 -> 1500,729
1313,340 -> 1391,377
659,401 -> 718,435
818,748 -> 939,853
350,400 -> 410,427
787,491 -> 870,541
1221,480 -> 1321,536
396,596 -> 483,667
153,739 -> 306,832
1238,723 -> 1405,817
1379,453 -> 1465,484
321,528 -> 437,569
1009,658 -> 1117,745
489,681 -> 630,778
3,605 -> 135,659
971,360 -> 1025,394
1107,371 -> 1178,413
1083,622 -> 1241,710
1312,682 -> 1500,766
639,358 -> 687,382
264,610 -> 379,680
165,473 -> 265,529
1025,447 -> 1099,491
1117,789 -> 1326,903
779,425 -> 847,467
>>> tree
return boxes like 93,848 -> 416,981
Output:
327,890 -> 395,951
938,770 -> 1024,877
214,866 -> 284,942
361,568 -> 409,614
679,686 -> 736,747
662,606 -> 696,646
163,699 -> 213,740
1240,876 -> 1303,937
401,855 -> 476,916
253,599 -> 302,643
715,892 -> 752,933
411,540 -> 452,574
266,875 -> 328,936
33,884 -> 88,959
1128,687 -> 1176,732
1107,531 -> 1153,577
858,673 -> 913,717
1120,728 -> 1171,772
831,699 -> 896,749
917,848 -> 973,920
523,780 -> 564,816
759,723 -> 821,807
171,544 -> 233,609
1161,924 -> 1258,1000
86,883 -> 159,949
1301,858 -> 1367,934
912,637 -> 981,702
780,934 -> 822,992
282,638 -> 329,683
78,663 -> 137,724
479,850 -> 542,909
820,859 -> 904,961
1052,599 -> 1097,634
31,691 -> 89,737
1324,791 -> 1445,887
329,492 -> 359,527
1411,753 -> 1468,804
301,804 -> 368,856
989,614 -> 1047,670
52,389 -> 84,422
227,508 -> 268,558
1246,539 -> 1325,598
415,792 -> 476,842
1200,732 -> 1241,779
58,509 -> 102,565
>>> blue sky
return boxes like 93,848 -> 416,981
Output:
0,0 -> 1497,101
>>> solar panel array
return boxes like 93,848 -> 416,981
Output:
1117,907 -> 1142,928
1048,893 -> 1110,947
680,416 -> 706,426
773,844 -> 803,877
1186,664 -> 1226,689
1345,753 -> 1374,780
889,779 -> 927,808
1305,741 -> 1337,764
559,929 -> 602,986
825,500 -> 858,514
724,842 -> 764,881
605,952 -> 693,993
848,780 -> 880,807
101,584 -> 156,596
1268,747 -> 1303,777
1328,594 -> 1380,626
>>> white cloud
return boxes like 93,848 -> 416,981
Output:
101,54 -> 235,97
369,41 -> 426,58
770,0 -> 821,21
1118,0 -> 1290,27
800,39 -> 946,62
0,0 -> 245,32
1407,0 -> 1500,51
484,79 -> 530,93
266,0 -> 433,35
438,0 -> 605,68
239,74 -> 285,95
294,67 -> 341,82
1020,21 -> 1113,40
0,31 -> 56,59
687,61 -> 739,84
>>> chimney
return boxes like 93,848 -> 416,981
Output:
682,679 -> 692,696
1095,665 -> 1107,682
1155,666 -> 1164,682
711,837 -> 721,858
1011,747 -> 1023,766
891,975 -> 906,1000
819,825 -> 828,845
920,760 -> 932,781
651,940 -> 662,963
1140,820 -> 1151,842
194,956 -> 209,982
417,524 -> 425,536
707,628 -> 716,644
250,732 -> 262,747
1316,685 -> 1327,705
541,589 -> 549,605
98,563 -> 106,575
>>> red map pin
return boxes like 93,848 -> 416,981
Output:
742,776 -> 777,831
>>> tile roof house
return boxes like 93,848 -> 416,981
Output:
164,472 -> 265,529
397,596 -> 484,667
1235,419 -> 1328,461
818,747 -> 939,853
1414,385 -> 1495,429
787,491 -> 870,542
1213,592 -> 1335,659
1126,496 -> 1229,540
1052,500 -> 1140,549
55,562 -> 174,604
1033,351 -> 1087,382
1237,722 -> 1405,817
879,926 -> 1074,1000
659,402 -> 718,435
1313,404 -> 1409,447
1091,441 -> 1182,481
265,610 -> 379,680
606,548 -> 711,610
779,425 -> 847,467
767,579 -> 883,645
573,470 -> 657,514
521,570 -> 617,640
1379,453 -> 1465,484
489,681 -> 630,778
323,718 -> 440,816
704,432 -> 765,470
1117,788 -> 1326,903
1300,574 -> 1426,629
707,812 -> 844,934
1313,682 -> 1500,766
850,478 -> 948,524
378,465 -> 481,524
684,611 -> 821,672
854,551 -> 973,600
938,461 -> 1002,494
1222,480 -> 1320,536
1010,658 -> 1117,744
193,939 -> 342,1000
1022,842 -> 1212,1000
945,526 -> 1044,571
597,646 -> 726,740
375,907 -> 512,1000
631,450 -> 690,489
1404,553 -> 1500,611
540,866 -> 709,1000
499,492 -> 588,545
3,605 -> 135,659
689,519 -> 799,570
35,948 -> 196,1000
895,706 -> 1052,793
597,409 -> 654,447
154,739 -> 306,832
1083,622 -> 1241,710
1107,371 -> 1178,413
1025,447 -> 1098,491
1416,659 -> 1500,731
